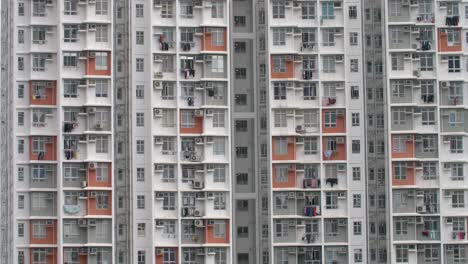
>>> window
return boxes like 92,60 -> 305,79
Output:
136,85 -> 144,99
349,6 -> 357,18
181,110 -> 195,128
17,112 -> 24,126
448,55 -> 461,73
353,194 -> 362,208
351,113 -> 360,126
32,54 -> 47,71
325,192 -> 338,209
451,163 -> 464,181
96,192 -> 109,209
18,84 -> 24,98
212,110 -> 225,128
396,245 -> 409,263
95,52 -> 108,70
350,59 -> 359,72
95,25 -> 108,42
272,28 -> 286,46
447,29 -> 460,46
234,16 -> 246,26
214,192 -> 226,210
235,120 -> 247,132
161,0 -> 173,18
421,108 -> 435,125
394,162 -> 407,180
420,53 -> 433,71
211,55 -> 224,73
420,135 -> 436,153
95,0 -> 108,15
236,147 -> 248,158
136,140 -> 144,154
137,195 -> 145,209
353,167 -> 361,181
161,83 -> 174,100
95,135 -> 108,153
321,2 -> 335,19
136,113 -> 144,127
349,32 -> 358,45
32,0 -> 46,16
352,140 -> 361,153
272,1 -> 285,18
450,136 -> 463,153
136,58 -> 144,72
273,82 -> 286,100
235,68 -> 246,79
64,25 -> 78,42
18,195 -> 25,209
180,0 -> 194,17
391,54 -> 404,70
453,191 -> 465,208
213,221 -> 226,238
304,137 -> 318,155
137,251 -> 146,264
302,2 -> 315,19
234,41 -> 246,53
274,110 -> 287,127
211,0 -> 224,18
63,52 -> 77,67
18,223 -> 24,237
392,135 -> 407,153
213,137 -> 225,155
136,4 -> 144,17
322,56 -> 335,73
273,56 -> 286,73
323,29 -> 335,46
63,80 -> 78,98
18,2 -> 24,16
303,83 -> 317,100
324,110 -> 337,128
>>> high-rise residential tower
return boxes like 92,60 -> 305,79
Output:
1,0 -> 468,264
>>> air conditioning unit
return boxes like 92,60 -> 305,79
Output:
335,55 -> 343,62
444,190 -> 452,197
207,220 -> 215,225
78,219 -> 87,226
88,247 -> 97,255
154,72 -> 163,79
81,181 -> 87,188
296,125 -> 305,134
205,137 -> 213,144
194,210 -> 202,217
336,137 -> 345,144
87,107 -> 96,114
154,136 -> 163,145
288,192 -> 295,199
156,249 -> 164,255
338,247 -> 347,254
194,110 -> 204,117
46,248 -> 53,255
88,162 -> 96,170
79,192 -> 87,198
207,192 -> 214,199
446,217 -> 453,224
440,81 -> 448,88
195,137 -> 204,144
413,70 -> 420,77
296,136 -> 304,143
153,81 -> 161,90
90,191 -> 97,198
94,123 -> 102,130
205,109 -> 214,116
338,192 -> 346,198
192,180 -> 204,190
337,109 -> 345,116
153,108 -> 162,117
337,164 -> 346,171
443,163 -> 451,170
403,26 -> 410,32
296,164 -> 304,171
79,248 -> 88,255
416,206 -> 426,213
206,164 -> 215,170
194,219 -> 204,227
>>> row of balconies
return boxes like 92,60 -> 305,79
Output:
272,191 -> 348,218
388,26 -> 463,52
391,107 -> 468,133
152,54 -> 227,81
152,191 -> 229,219
154,247 -> 229,264
388,52 -> 467,79
15,162 -> 111,190
388,0 -> 466,28
392,243 -> 468,264
154,26 -> 227,53
153,0 -> 228,27
16,135 -> 112,162
152,111 -> 228,136
152,80 -> 227,108
391,134 -> 468,160
16,190 -> 112,218
273,246 -> 347,264
391,161 -> 468,188
269,27 -> 346,54
268,1 -> 347,28
153,219 -> 230,246
17,51 -> 112,79
390,80 -> 466,106
273,218 -> 348,244
152,163 -> 229,191
271,164 -> 347,190
17,247 -> 112,264
272,136 -> 347,161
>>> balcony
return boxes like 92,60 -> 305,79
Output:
323,164 -> 347,189
30,192 -> 57,217
155,247 -> 178,264
393,216 -> 440,241
154,192 -> 178,218
388,0 -> 434,24
442,217 -> 467,242
391,106 -> 437,133
440,109 -> 468,133
273,219 -> 321,244
438,28 -> 462,52
152,1 -> 176,26
201,27 -> 227,52
439,81 -> 465,106
320,55 -> 345,80
440,162 -> 468,188
388,26 -> 431,50
29,220 -> 57,245
273,191 -> 321,217
181,220 -> 206,245
440,135 -> 468,161
63,192 -> 88,217
83,51 -> 111,76
28,0 -> 58,25
321,191 -> 348,217
271,83 -> 321,109
27,53 -> 59,80
444,244 -> 468,264
63,134 -> 111,161
324,246 -> 348,264
153,28 -> 177,53
322,136 -> 346,161
393,189 -> 439,215
28,26 -> 58,53
270,27 -> 317,54
154,219 -> 178,246
18,108 -> 57,135
324,218 -> 348,243
320,28 -> 344,53
295,165 -> 321,189
29,136 -> 58,161
321,109 -> 346,134
272,136 -> 296,161
86,190 -> 111,216
274,247 -> 322,264
29,81 -> 57,106
441,190 -> 468,216
181,248 -> 207,263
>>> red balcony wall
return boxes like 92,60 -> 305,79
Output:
29,248 -> 57,264
87,163 -> 112,188
205,220 -> 230,244
63,248 -> 87,264
29,81 -> 57,106
322,137 -> 346,160
85,51 -> 111,76
87,191 -> 112,216
270,56 -> 294,79
29,220 -> 57,244
272,164 -> 296,188
29,137 -> 57,161
322,110 -> 346,133
180,114 -> 203,134
272,137 -> 296,161
392,162 -> 415,186
391,135 -> 415,159
155,248 -> 178,264
202,28 -> 227,51
438,29 -> 462,52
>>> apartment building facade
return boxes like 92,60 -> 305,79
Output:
386,0 -> 468,263
2,0 -> 468,264
11,0 -> 114,263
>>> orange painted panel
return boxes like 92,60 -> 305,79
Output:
271,56 -> 294,79
87,163 -> 112,188
205,220 -> 230,244
29,81 -> 57,106
29,137 -> 57,161
87,191 -> 112,216
29,248 -> 57,264
180,115 -> 203,134
322,111 -> 346,133
202,28 -> 227,51
322,138 -> 346,160
85,51 -> 111,76
272,164 -> 296,188
391,135 -> 415,159
29,220 -> 57,244
272,137 -> 296,161
392,162 -> 416,186
438,29 -> 462,52
155,248 -> 178,264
